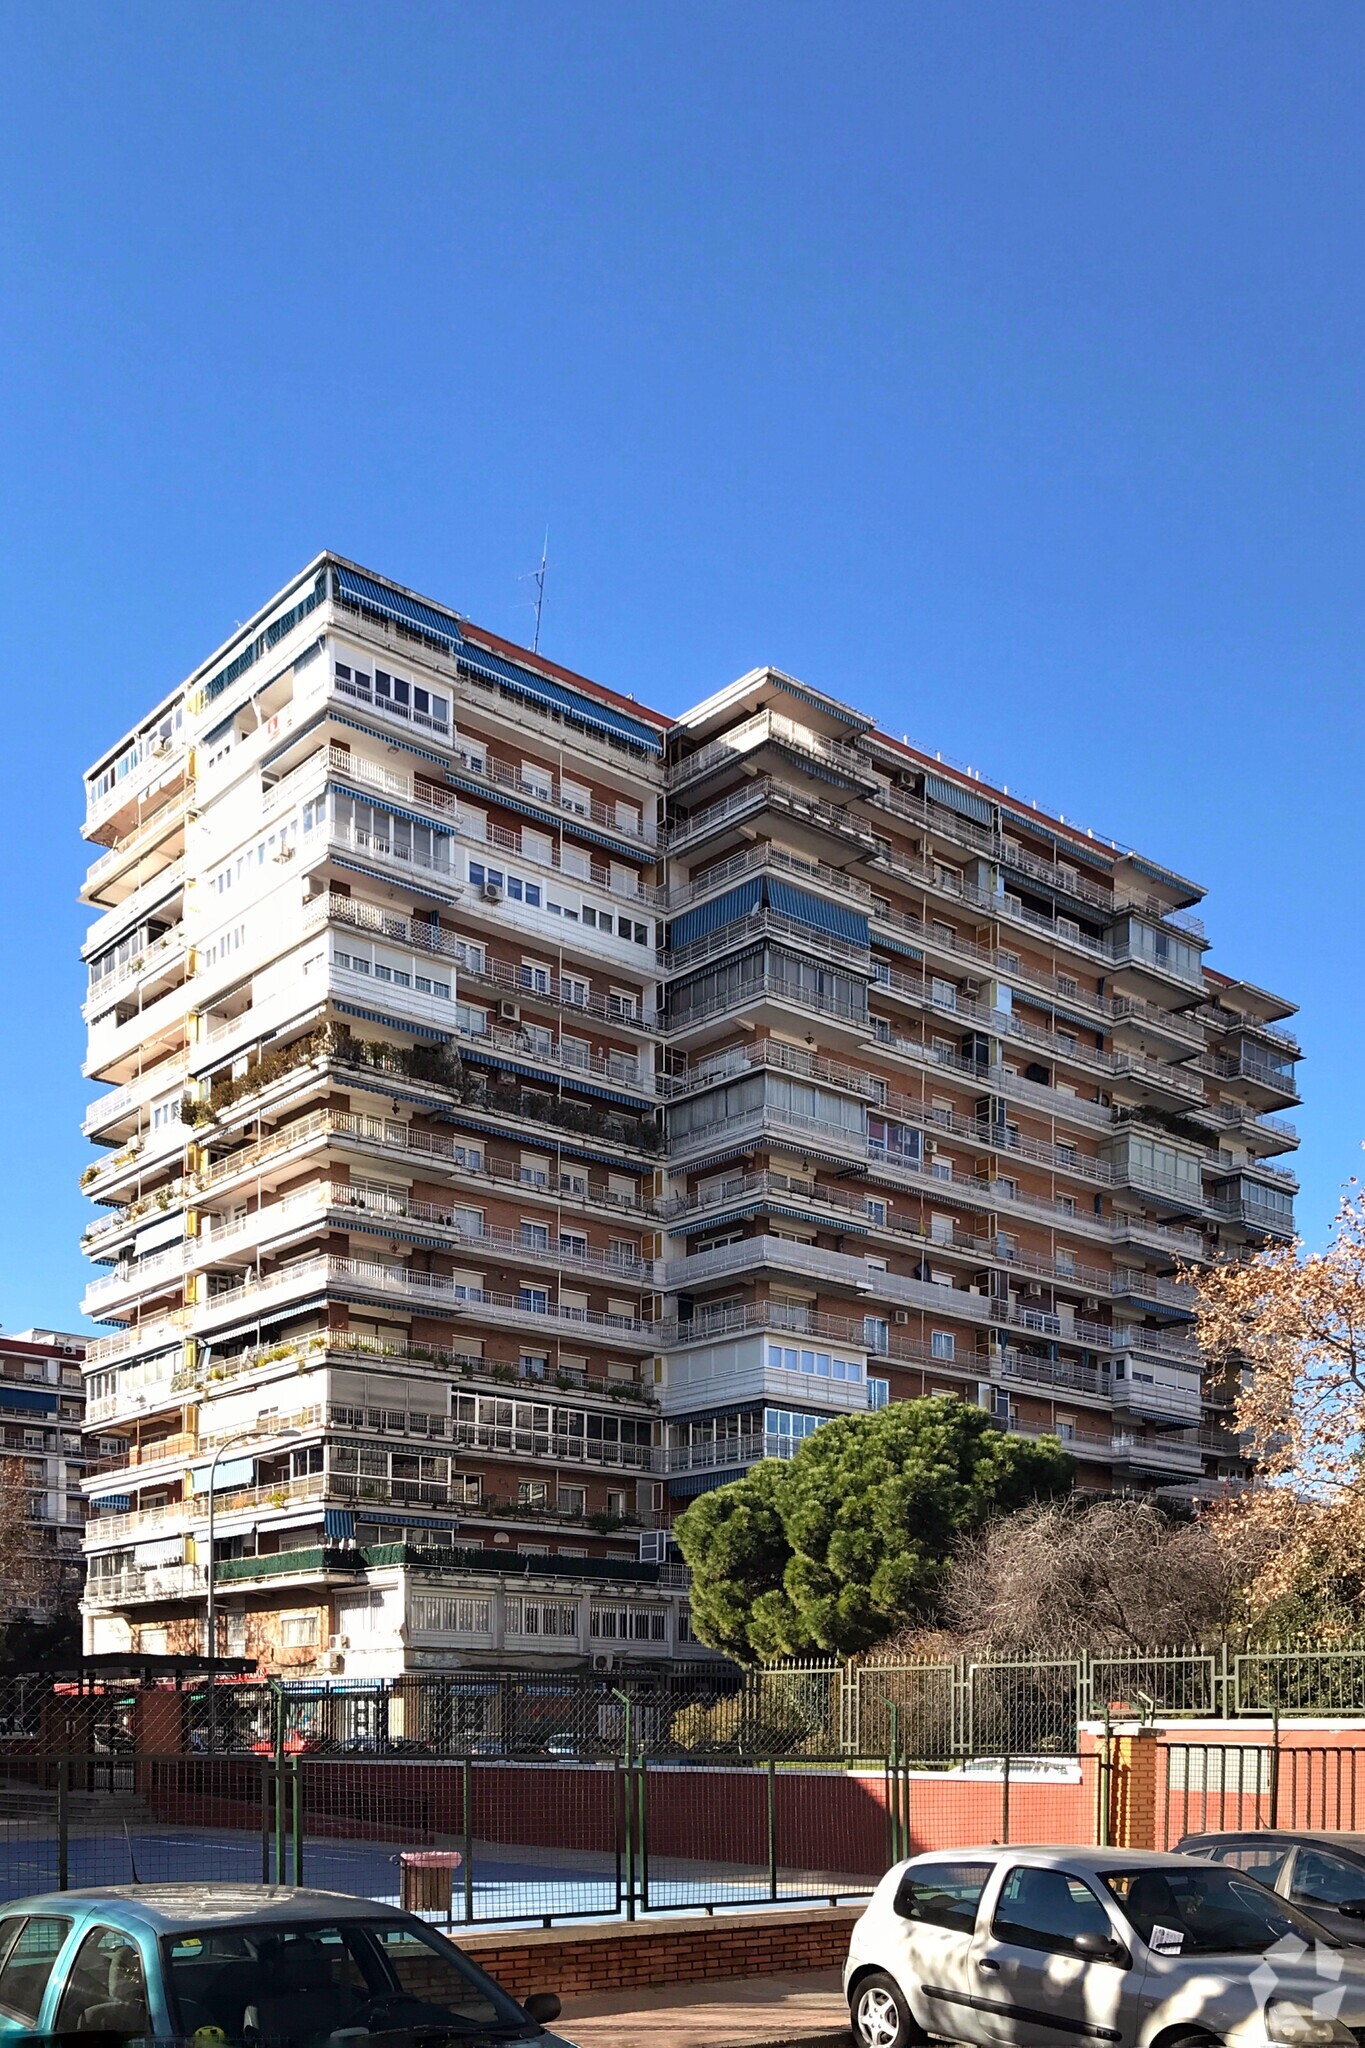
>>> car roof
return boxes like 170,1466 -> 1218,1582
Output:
906,1846 -> 1208,1871
1178,1832 -> 1365,1855
1,1885 -> 408,1937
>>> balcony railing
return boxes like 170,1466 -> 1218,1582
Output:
194,1252 -> 654,1344
84,925 -> 188,1016
84,792 -> 191,897
666,708 -> 874,794
667,840 -> 874,913
449,742 -> 654,846
196,1106 -> 654,1218
663,777 -> 881,858
666,906 -> 870,976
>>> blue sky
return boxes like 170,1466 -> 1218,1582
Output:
1,4 -> 1361,1331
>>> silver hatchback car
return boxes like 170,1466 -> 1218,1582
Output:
845,1844 -> 1365,2048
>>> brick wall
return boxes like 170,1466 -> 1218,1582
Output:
460,1904 -> 863,2001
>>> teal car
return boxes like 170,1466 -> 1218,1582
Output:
0,1885 -> 574,2048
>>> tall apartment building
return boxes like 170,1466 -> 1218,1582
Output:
78,557 -> 1300,1678
0,1329 -> 89,1614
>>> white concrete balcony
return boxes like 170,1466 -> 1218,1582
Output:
455,1015 -> 651,1096
194,1106 -> 654,1221
85,1497 -> 192,1546
448,738 -> 655,847
81,1242 -> 189,1319
658,1299 -> 867,1349
656,1430 -> 803,1475
667,841 -> 874,913
470,810 -> 664,907
82,1058 -> 190,1140
84,925 -> 188,1021
84,1563 -> 205,1607
1110,1431 -> 1204,1476
84,858 -> 187,961
324,818 -> 461,894
668,707 -> 877,797
83,792 -> 191,904
457,949 -> 657,1032
84,742 -> 187,837
663,776 -> 882,860
84,1310 -> 190,1371
192,1252 -> 655,1349
1112,1376 -> 1202,1424
84,978 -> 193,1080
667,906 -> 870,977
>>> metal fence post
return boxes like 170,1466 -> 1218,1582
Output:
1096,1705 -> 1112,1848
57,1758 -> 69,1891
271,1681 -> 286,1880
613,1689 -> 635,1922
462,1760 -> 474,1925
1269,1705 -> 1281,1830
1001,1755 -> 1011,1847
637,1758 -> 649,1915
260,1759 -> 271,1883
767,1760 -> 778,1901
290,1757 -> 304,1886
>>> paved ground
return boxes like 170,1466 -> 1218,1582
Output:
559,1969 -> 850,2048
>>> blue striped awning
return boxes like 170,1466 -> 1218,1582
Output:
458,1043 -> 650,1111
456,643 -> 664,754
324,1508 -> 357,1541
334,566 -> 465,650
333,1002 -> 452,1043
925,772 -> 994,827
668,879 -> 763,951
0,1385 -> 58,1415
765,878 -> 869,946
444,769 -> 644,858
91,1494 -> 133,1514
330,779 -> 458,836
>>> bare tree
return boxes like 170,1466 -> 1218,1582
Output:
900,1496 -> 1254,1657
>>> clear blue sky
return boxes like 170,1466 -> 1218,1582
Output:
2,3 -> 1361,1332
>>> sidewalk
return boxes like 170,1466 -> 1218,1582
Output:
559,1968 -> 850,2048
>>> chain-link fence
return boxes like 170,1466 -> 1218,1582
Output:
7,1640 -> 1365,1775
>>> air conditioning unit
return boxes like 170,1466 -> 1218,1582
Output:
273,846 -> 295,863
483,884 -> 504,903
894,1310 -> 909,1325
151,737 -> 172,757
324,1650 -> 345,1672
591,1652 -> 615,1673
329,1633 -> 348,1652
1083,1296 -> 1100,1312
924,1140 -> 938,1156
963,979 -> 982,998
499,1001 -> 520,1022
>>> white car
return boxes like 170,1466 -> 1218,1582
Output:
844,1843 -> 1365,2048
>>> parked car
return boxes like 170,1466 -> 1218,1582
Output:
1176,1831 -> 1365,1945
844,1843 -> 1365,2048
0,1883 -> 574,2046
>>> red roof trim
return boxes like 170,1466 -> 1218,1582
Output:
872,730 -> 1118,862
457,622 -> 674,732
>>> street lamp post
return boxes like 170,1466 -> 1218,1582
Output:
203,1424 -> 302,1665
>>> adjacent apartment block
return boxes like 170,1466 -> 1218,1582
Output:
0,1329 -> 89,1614
78,556 -> 1300,1676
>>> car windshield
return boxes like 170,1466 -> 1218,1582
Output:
1104,1866 -> 1340,1956
160,1917 -> 533,2047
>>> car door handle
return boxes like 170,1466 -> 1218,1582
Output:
977,1958 -> 1000,1972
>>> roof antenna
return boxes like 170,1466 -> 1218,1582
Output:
518,532 -> 549,653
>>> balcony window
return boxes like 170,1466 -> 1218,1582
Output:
518,1285 -> 550,1315
931,1331 -> 956,1361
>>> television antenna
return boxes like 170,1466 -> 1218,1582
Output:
518,531 -> 549,653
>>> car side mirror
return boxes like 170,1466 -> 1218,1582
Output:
523,1990 -> 562,2026
1073,1932 -> 1128,1965
1336,1899 -> 1365,1919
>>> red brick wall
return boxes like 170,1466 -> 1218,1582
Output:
460,1904 -> 863,2000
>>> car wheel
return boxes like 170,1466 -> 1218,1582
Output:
851,1971 -> 918,2048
